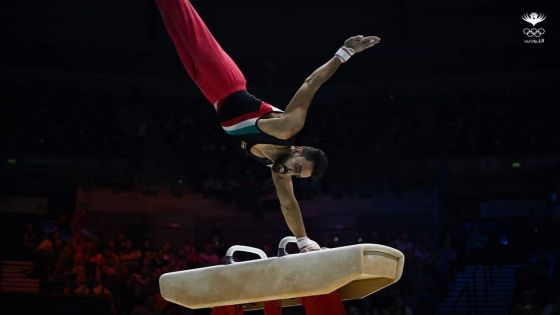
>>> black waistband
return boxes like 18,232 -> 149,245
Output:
218,90 -> 262,122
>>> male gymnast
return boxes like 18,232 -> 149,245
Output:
155,0 -> 381,252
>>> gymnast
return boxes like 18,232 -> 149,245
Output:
155,0 -> 381,252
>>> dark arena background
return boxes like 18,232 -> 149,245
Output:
1,0 -> 558,314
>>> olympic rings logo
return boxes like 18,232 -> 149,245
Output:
523,28 -> 545,37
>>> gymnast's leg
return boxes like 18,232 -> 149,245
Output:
155,0 -> 247,106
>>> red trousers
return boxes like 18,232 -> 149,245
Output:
155,0 -> 247,105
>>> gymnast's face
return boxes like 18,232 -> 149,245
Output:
272,151 -> 314,178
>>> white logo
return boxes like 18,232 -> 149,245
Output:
523,28 -> 545,37
522,12 -> 546,26
522,12 -> 546,44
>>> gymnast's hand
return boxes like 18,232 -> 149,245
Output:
343,35 -> 381,53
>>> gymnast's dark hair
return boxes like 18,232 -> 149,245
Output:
301,146 -> 328,179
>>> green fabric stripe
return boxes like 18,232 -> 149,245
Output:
225,125 -> 260,136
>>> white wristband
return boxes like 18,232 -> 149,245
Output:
296,237 -> 313,249
335,46 -> 355,63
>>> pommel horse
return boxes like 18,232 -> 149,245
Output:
160,237 -> 404,313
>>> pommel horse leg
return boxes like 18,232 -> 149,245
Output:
211,301 -> 280,315
302,291 -> 347,315
211,293 -> 346,315
211,305 -> 243,315
264,301 -> 282,315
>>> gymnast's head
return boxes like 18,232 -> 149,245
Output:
272,146 -> 328,179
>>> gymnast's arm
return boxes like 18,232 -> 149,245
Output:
271,171 -> 307,238
258,57 -> 341,140
258,35 -> 381,140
